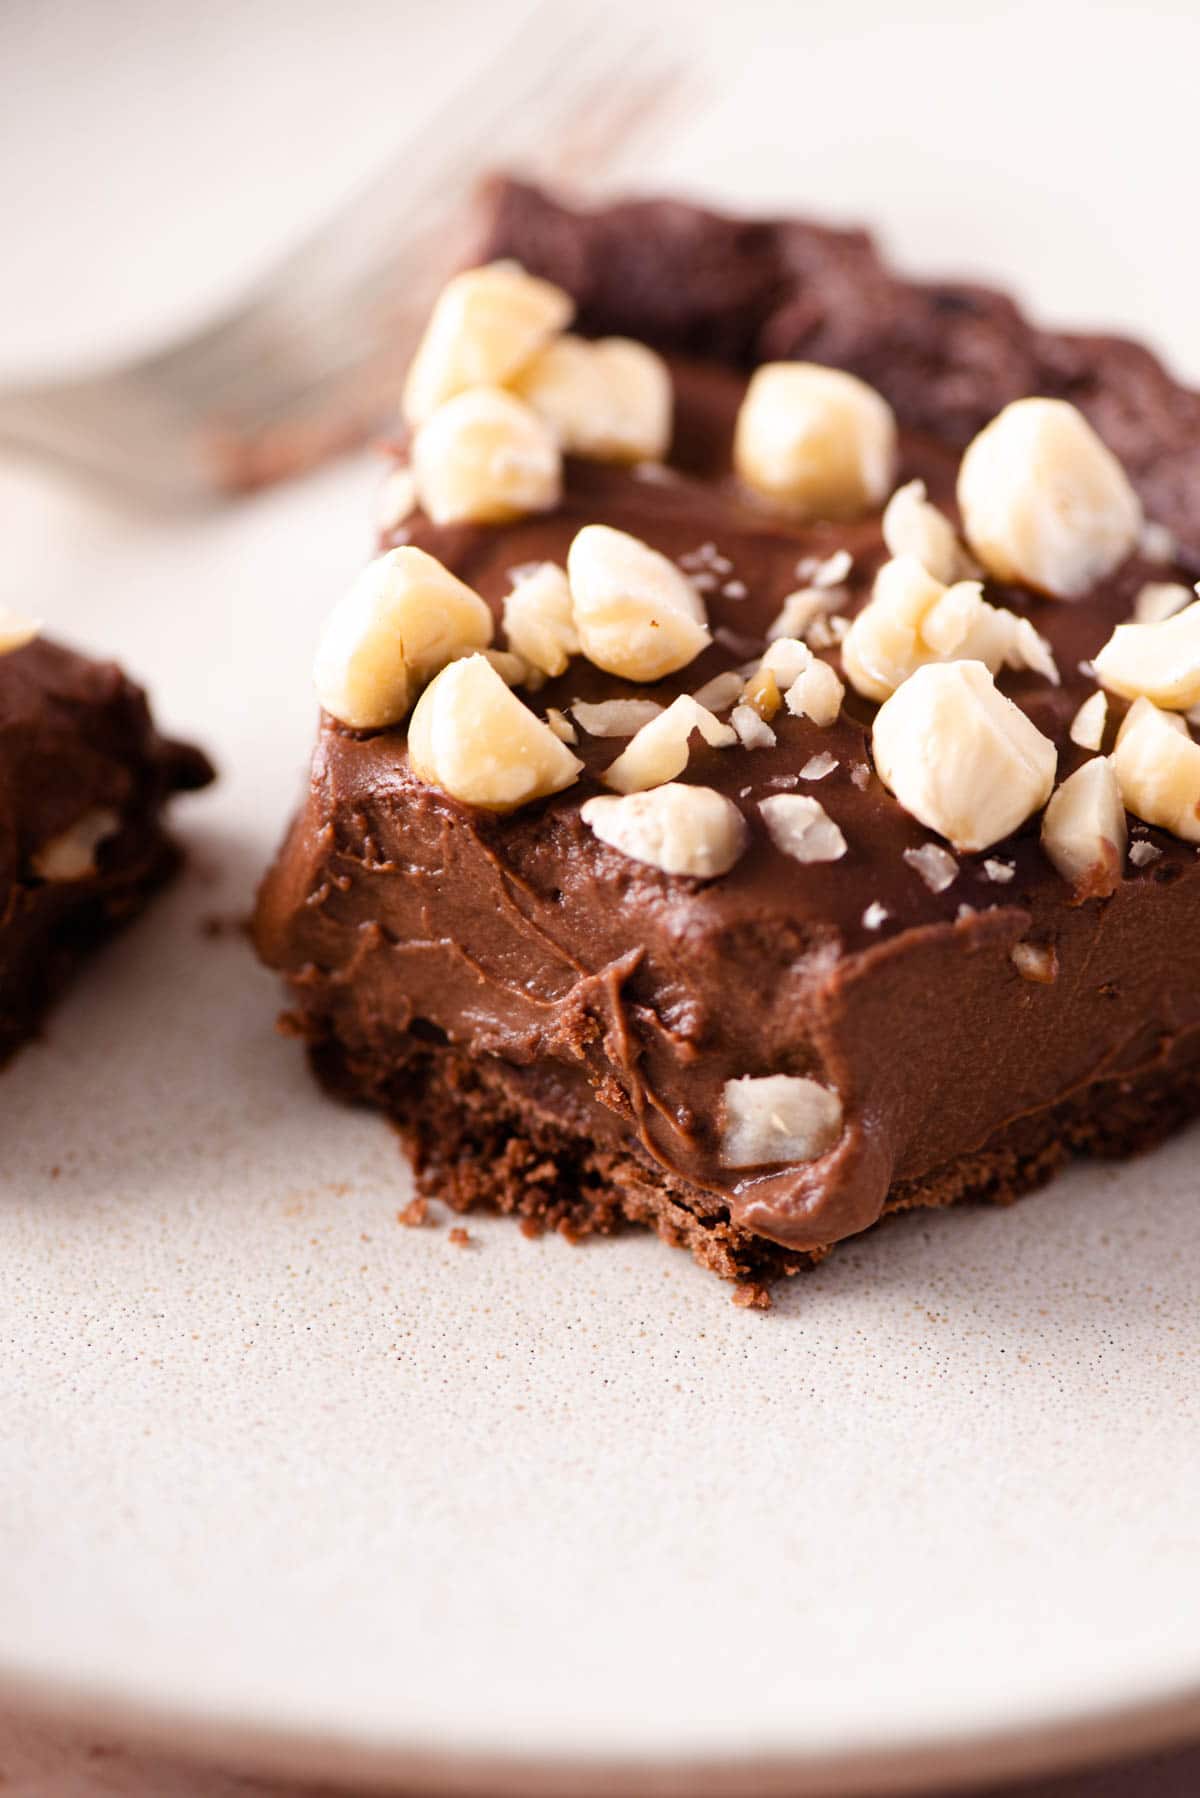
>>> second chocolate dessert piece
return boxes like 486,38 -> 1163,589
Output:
1,625 -> 213,1065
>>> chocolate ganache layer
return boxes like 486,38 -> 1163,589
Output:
255,182 -> 1200,1273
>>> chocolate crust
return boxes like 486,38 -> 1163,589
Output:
0,637 -> 213,1064
257,181 -> 1200,1288
309,1030 -> 1200,1295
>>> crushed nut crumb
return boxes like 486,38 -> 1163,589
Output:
398,1198 -> 434,1228
1139,519 -> 1178,563
1133,581 -> 1193,625
903,842 -> 959,893
799,752 -> 838,780
760,794 -> 847,863
982,858 -> 1016,883
731,1282 -> 772,1310
691,670 -> 745,714
545,707 -> 577,744
1011,941 -> 1059,984
743,666 -> 782,721
572,697 -> 664,737
731,703 -> 777,750
1069,690 -> 1108,751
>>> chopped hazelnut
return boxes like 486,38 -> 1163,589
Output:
799,752 -> 838,780
873,661 -> 1057,853
1139,520 -> 1178,563
842,557 -> 942,703
1093,599 -> 1200,712
0,608 -> 40,656
31,807 -> 120,881
766,587 -> 842,645
881,478 -> 977,583
402,261 -> 573,425
842,555 -> 1057,704
374,466 -> 417,535
1041,756 -> 1126,898
783,655 -> 844,728
1111,696 -> 1200,843
731,704 -> 776,750
805,548 -> 854,589
514,334 -> 672,464
1133,581 -> 1193,625
1011,941 -> 1059,984
748,638 -> 844,727
412,386 -> 562,526
603,694 -> 735,794
957,398 -> 1142,599
572,698 -> 664,737
313,547 -> 494,729
690,670 -> 746,714
903,843 -> 959,893
568,524 -> 711,682
502,563 -> 579,679
734,362 -> 897,520
407,654 -> 582,811
544,707 -> 577,745
742,666 -> 782,721
475,648 -> 529,686
581,782 -> 747,878
720,1072 -> 843,1167
1069,691 -> 1108,752
760,794 -> 847,863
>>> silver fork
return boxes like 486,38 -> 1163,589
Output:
0,7 -> 689,505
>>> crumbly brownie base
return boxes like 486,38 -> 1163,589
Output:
307,1033 -> 1200,1298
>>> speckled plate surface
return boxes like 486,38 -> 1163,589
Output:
0,437 -> 1198,1796
5,0 -> 1200,1776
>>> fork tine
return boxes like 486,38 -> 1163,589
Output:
0,9 -> 697,501
142,5 -> 609,406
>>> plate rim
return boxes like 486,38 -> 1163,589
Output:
3,1653 -> 1199,1795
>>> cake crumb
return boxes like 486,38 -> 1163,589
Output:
200,911 -> 251,940
448,1226 -> 473,1247
398,1197 -> 434,1228
731,1281 -> 772,1310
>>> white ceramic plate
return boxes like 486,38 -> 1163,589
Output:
1,435 -> 1199,1796
3,2 -> 1200,1785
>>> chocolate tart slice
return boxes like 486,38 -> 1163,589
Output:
255,182 -> 1200,1297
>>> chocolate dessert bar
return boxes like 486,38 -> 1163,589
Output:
255,182 -> 1200,1297
0,627 -> 212,1063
